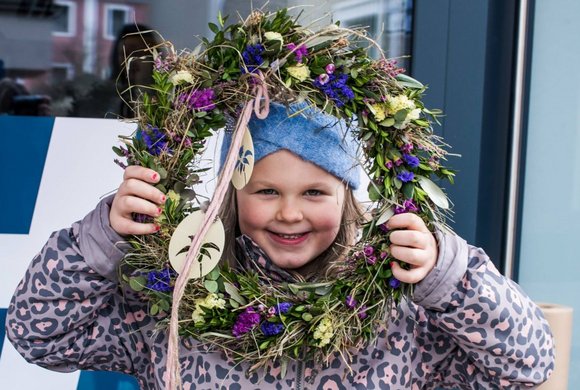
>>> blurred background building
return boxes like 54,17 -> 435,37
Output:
1,0 -> 578,388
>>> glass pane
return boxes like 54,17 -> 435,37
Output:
53,4 -> 69,33
518,0 -> 580,387
0,0 -> 414,118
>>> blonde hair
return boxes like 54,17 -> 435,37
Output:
217,183 -> 364,281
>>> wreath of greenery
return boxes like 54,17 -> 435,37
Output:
114,8 -> 455,376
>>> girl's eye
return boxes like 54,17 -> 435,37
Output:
305,189 -> 322,196
257,189 -> 277,195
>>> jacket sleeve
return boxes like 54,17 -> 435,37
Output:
411,230 -> 555,388
5,195 -> 150,376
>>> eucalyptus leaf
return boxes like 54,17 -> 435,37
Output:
229,298 -> 240,308
206,266 -> 221,281
418,176 -> 449,209
301,313 -> 313,322
129,276 -> 146,292
395,73 -> 424,89
380,118 -> 395,127
224,282 -> 247,305
204,280 -> 219,293
376,207 -> 395,226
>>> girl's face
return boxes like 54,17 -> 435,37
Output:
236,150 -> 345,270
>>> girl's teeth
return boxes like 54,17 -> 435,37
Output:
278,233 -> 302,239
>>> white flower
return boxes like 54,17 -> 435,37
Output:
313,316 -> 334,347
264,31 -> 283,45
287,64 -> 311,82
170,70 -> 194,85
387,94 -> 416,115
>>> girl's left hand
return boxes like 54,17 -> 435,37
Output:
387,213 -> 438,284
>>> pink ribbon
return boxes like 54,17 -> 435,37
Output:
166,72 -> 269,390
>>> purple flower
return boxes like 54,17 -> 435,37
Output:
261,321 -> 285,336
345,295 -> 357,309
287,43 -> 308,63
397,171 -> 414,183
400,143 -> 414,153
313,72 -> 354,107
153,56 -> 171,72
139,125 -> 170,156
380,252 -> 388,260
178,88 -> 215,111
366,255 -> 377,265
386,161 -> 394,170
389,277 -> 401,289
395,158 -> 404,167
379,223 -> 389,233
395,199 -> 420,215
317,73 -> 330,85
232,307 -> 261,337
274,302 -> 293,315
242,44 -> 265,73
363,245 -> 375,256
403,154 -> 420,168
325,63 -> 336,74
357,305 -> 368,320
146,268 -> 175,292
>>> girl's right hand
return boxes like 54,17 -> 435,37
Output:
110,166 -> 166,236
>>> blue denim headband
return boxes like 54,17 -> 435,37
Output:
220,101 -> 361,189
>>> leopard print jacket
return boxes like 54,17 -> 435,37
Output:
6,196 -> 554,389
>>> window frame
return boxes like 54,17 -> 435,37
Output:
52,0 -> 77,37
103,3 -> 134,40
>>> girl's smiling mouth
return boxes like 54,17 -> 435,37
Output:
267,230 -> 310,245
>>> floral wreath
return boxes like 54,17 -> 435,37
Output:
113,8 -> 454,385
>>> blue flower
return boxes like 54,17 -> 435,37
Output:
261,321 -> 285,336
389,277 -> 401,289
242,44 -> 265,73
138,125 -> 170,156
402,154 -> 420,168
274,302 -> 293,315
397,171 -> 414,183
146,268 -> 175,292
313,72 -> 354,107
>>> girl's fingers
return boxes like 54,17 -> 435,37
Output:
389,245 -> 429,267
390,261 -> 429,284
112,218 -> 159,236
117,195 -> 163,219
123,165 -> 161,183
386,213 -> 430,233
118,178 -> 166,205
389,230 -> 428,249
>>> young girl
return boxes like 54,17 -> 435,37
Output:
6,102 -> 554,389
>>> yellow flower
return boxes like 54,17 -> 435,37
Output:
167,190 -> 180,204
287,64 -> 311,82
313,316 -> 334,347
170,70 -> 194,85
370,103 -> 387,122
386,94 -> 416,115
191,293 -> 225,324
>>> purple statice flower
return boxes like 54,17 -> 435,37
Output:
386,161 -> 394,170
397,171 -> 414,183
140,125 -> 169,156
400,143 -> 414,154
403,154 -> 420,168
389,277 -> 401,289
153,56 -> 171,72
380,251 -> 388,260
232,307 -> 261,337
146,268 -> 175,292
345,295 -> 357,309
274,302 -> 293,315
375,58 -> 404,78
363,245 -> 375,256
313,72 -> 354,107
242,44 -> 265,73
261,321 -> 284,336
358,305 -> 368,320
178,88 -> 215,111
366,255 -> 377,265
394,158 -> 404,167
133,213 -> 153,223
286,43 -> 308,63
395,199 -> 420,215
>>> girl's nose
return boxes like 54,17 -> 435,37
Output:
276,199 -> 303,223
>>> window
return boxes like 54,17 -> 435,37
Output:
332,0 -> 413,69
104,4 -> 134,40
52,0 -> 76,36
